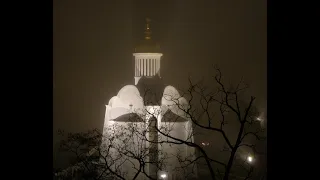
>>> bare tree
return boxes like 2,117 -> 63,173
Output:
151,67 -> 266,180
55,117 -> 168,180
55,129 -> 103,180
55,67 -> 266,180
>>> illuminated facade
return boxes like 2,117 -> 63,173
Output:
102,18 -> 197,180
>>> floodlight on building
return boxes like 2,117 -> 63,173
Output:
160,173 -> 167,179
201,142 -> 210,146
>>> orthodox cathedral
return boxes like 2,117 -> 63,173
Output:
102,18 -> 197,180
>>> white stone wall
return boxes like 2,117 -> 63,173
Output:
102,85 -> 197,179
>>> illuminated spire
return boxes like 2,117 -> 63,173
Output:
144,18 -> 152,40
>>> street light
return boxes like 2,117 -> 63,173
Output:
160,172 -> 167,179
246,155 -> 255,164
201,142 -> 209,146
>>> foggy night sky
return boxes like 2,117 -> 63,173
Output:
53,0 -> 266,163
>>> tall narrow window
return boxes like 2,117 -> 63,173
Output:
152,59 -> 155,76
138,59 -> 141,76
144,59 -> 146,76
151,59 -> 153,76
135,59 -> 137,76
157,59 -> 160,76
148,59 -> 151,76
145,59 -> 148,76
155,59 -> 158,75
154,59 -> 156,75
139,59 -> 141,76
147,59 -> 149,76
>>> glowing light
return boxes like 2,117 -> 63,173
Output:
160,173 -> 167,179
247,156 -> 253,162
256,117 -> 262,121
201,142 -> 210,146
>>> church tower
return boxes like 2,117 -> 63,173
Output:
133,18 -> 163,85
102,18 -> 197,180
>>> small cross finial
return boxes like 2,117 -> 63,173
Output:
144,18 -> 152,40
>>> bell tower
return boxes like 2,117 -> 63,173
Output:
133,18 -> 163,85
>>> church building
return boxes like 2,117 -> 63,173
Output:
102,18 -> 197,180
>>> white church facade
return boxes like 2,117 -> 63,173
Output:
102,19 -> 197,180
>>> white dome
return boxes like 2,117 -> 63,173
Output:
161,85 -> 189,117
117,85 -> 143,110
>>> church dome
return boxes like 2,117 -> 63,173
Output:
135,39 -> 161,53
134,18 -> 161,53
